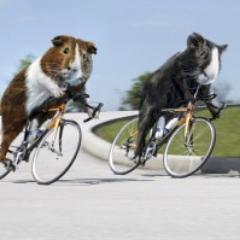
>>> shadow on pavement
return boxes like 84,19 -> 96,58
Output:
141,173 -> 168,177
201,173 -> 240,178
57,178 -> 154,186
8,171 -> 240,185
11,177 -> 154,186
141,172 -> 240,178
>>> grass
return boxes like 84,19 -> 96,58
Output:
94,106 -> 240,157
94,118 -> 131,143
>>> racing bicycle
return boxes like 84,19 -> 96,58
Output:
0,90 -> 103,184
109,86 -> 224,178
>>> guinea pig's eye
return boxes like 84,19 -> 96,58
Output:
67,66 -> 71,70
63,48 -> 70,54
82,53 -> 87,59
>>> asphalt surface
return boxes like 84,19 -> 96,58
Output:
1,148 -> 240,240
1,112 -> 240,240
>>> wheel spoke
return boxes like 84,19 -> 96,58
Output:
163,118 -> 215,177
31,120 -> 81,184
109,118 -> 140,175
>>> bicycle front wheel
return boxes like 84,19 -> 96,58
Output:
31,119 -> 82,184
163,117 -> 216,178
109,118 -> 140,175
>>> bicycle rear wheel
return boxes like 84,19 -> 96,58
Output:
109,118 -> 140,175
163,117 -> 216,178
31,119 -> 81,184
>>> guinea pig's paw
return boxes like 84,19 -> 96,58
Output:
53,87 -> 64,97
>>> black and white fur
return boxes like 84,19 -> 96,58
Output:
135,32 -> 228,157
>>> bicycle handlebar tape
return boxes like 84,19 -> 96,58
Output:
72,93 -> 90,102
83,103 -> 104,123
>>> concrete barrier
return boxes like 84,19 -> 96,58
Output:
75,111 -> 240,174
1,111 -> 239,173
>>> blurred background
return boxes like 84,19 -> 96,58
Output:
0,0 -> 239,110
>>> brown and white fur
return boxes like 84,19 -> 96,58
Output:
0,35 -> 97,163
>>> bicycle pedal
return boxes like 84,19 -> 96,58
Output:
129,156 -> 138,163
139,158 -> 146,166
21,151 -> 30,162
3,159 -> 16,172
10,165 -> 17,172
144,151 -> 153,162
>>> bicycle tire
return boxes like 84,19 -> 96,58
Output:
31,119 -> 82,184
163,117 -> 216,178
109,118 -> 141,175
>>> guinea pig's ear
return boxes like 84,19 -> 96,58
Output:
51,36 -> 64,46
87,42 -> 97,54
187,32 -> 205,48
218,44 -> 228,54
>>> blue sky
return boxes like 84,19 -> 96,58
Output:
0,0 -> 239,109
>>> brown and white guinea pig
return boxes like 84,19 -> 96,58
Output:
0,35 -> 97,162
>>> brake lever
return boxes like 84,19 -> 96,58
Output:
83,103 -> 104,123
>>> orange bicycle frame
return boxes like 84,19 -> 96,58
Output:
45,103 -> 66,130
180,102 -> 195,137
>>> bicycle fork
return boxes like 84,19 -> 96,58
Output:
183,113 -> 196,155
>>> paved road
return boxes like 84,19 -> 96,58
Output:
1,148 -> 240,240
1,112 -> 240,240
